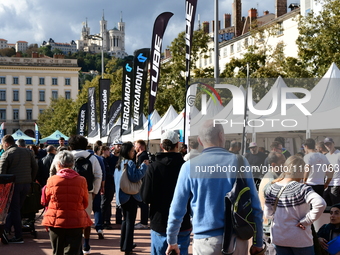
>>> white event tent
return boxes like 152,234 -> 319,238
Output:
148,105 -> 178,140
122,110 -> 161,142
253,63 -> 340,136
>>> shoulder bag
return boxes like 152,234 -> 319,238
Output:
120,163 -> 142,195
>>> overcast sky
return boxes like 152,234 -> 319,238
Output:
0,0 -> 283,56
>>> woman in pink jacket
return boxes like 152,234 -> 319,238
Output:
42,150 -> 92,255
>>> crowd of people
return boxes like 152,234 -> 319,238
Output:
0,121 -> 339,255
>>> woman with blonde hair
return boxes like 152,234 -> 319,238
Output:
264,155 -> 326,255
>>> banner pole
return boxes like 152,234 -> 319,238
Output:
241,63 -> 250,155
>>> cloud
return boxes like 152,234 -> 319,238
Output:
0,0 -> 276,54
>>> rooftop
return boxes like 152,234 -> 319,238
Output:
0,56 -> 79,67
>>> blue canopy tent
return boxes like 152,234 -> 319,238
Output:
11,129 -> 36,145
40,130 -> 69,145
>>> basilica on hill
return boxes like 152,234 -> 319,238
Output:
76,11 -> 128,58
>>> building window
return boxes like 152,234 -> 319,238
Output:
52,78 -> 58,85
13,109 -> 19,121
223,48 -> 228,57
39,109 -> 44,114
26,109 -> 32,120
26,90 -> 32,101
244,38 -> 249,48
39,78 -> 45,85
237,42 -> 241,52
230,44 -> 234,55
65,91 -> 71,99
0,90 -> 6,101
277,22 -> 283,35
52,90 -> 58,99
65,78 -> 71,85
13,77 -> 18,84
0,109 -> 6,120
26,77 -> 32,85
0,77 -> 5,84
39,90 -> 45,101
13,90 -> 19,101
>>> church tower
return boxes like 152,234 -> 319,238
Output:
81,18 -> 90,40
117,12 -> 125,51
100,10 -> 108,52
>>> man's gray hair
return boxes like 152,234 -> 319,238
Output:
198,119 -> 224,146
16,139 -> 26,147
55,150 -> 75,169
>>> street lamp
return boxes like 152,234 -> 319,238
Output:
86,34 -> 104,78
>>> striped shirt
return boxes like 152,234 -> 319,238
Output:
265,181 -> 326,247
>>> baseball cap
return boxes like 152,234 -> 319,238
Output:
113,139 -> 123,145
249,142 -> 257,148
324,137 -> 334,144
161,130 -> 179,144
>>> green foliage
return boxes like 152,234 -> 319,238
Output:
0,47 -> 15,57
52,48 -> 63,55
155,29 -> 210,115
66,51 -> 112,73
38,57 -> 124,136
23,44 -> 39,57
38,29 -> 210,133
297,0 -> 340,76
37,97 -> 77,137
39,45 -> 53,57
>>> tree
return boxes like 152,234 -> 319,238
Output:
39,45 -> 53,57
155,29 -> 210,115
37,97 -> 77,137
0,47 -> 15,57
51,48 -> 64,55
297,0 -> 340,76
24,44 -> 39,57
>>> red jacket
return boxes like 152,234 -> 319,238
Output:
42,169 -> 92,228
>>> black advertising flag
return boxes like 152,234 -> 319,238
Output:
99,79 -> 110,137
185,0 -> 197,88
133,48 -> 150,130
87,87 -> 98,137
77,103 -> 87,136
121,60 -> 134,135
148,12 -> 174,116
108,125 -> 121,145
183,0 -> 197,144
107,100 -> 122,133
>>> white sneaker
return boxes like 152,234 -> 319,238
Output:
83,245 -> 91,254
97,229 -> 104,239
134,223 -> 148,229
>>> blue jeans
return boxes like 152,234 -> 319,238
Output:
274,245 -> 314,255
151,229 -> 191,255
92,193 -> 103,231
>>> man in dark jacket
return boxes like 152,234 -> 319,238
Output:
0,134 -> 38,243
141,130 -> 192,255
37,145 -> 56,187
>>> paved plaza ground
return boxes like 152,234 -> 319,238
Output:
0,207 -> 194,255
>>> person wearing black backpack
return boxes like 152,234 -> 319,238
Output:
166,120 -> 264,255
68,135 -> 102,255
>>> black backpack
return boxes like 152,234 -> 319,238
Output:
74,154 -> 94,191
222,154 -> 256,254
